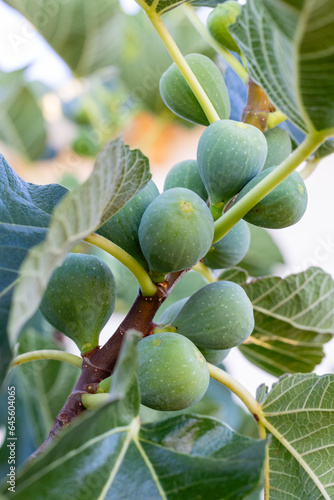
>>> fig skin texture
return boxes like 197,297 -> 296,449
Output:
164,159 -> 208,202
203,219 -> 250,269
137,332 -> 210,411
159,53 -> 230,126
171,281 -> 254,350
263,127 -> 292,169
238,168 -> 307,229
40,253 -> 116,353
138,187 -> 214,274
197,119 -> 267,204
97,181 -> 159,270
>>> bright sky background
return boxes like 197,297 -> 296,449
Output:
0,0 -> 333,399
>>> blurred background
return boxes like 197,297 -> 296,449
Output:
0,0 -> 333,474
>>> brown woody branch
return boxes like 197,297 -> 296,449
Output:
242,78 -> 275,132
29,270 -> 185,460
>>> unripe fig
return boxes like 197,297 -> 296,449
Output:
197,120 -> 267,204
203,219 -> 250,269
137,332 -> 209,411
238,168 -> 307,228
199,347 -> 231,365
263,127 -> 292,169
97,181 -> 159,269
207,1 -> 242,53
138,188 -> 214,274
159,53 -> 230,126
171,281 -> 254,349
164,160 -> 208,201
158,297 -> 189,326
40,254 -> 116,354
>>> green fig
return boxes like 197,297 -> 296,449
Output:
40,254 -> 116,354
137,332 -> 209,411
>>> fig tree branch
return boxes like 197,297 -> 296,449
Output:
29,269 -> 185,460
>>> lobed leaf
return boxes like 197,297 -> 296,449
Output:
240,268 -> 334,376
0,70 -> 47,160
0,155 -> 67,384
218,267 -> 249,285
262,373 -> 334,499
230,0 -> 334,134
4,0 -> 123,77
8,137 -> 151,347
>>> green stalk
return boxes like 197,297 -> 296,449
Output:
193,262 -> 217,283
182,4 -> 248,85
267,110 -> 287,128
146,11 -> 220,124
11,350 -> 83,369
208,363 -> 262,420
85,233 -> 157,297
213,131 -> 327,243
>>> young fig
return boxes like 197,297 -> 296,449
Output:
137,332 -> 209,411
263,127 -> 292,169
40,253 -> 116,354
159,53 -> 230,126
164,160 -> 208,201
138,188 -> 214,275
238,168 -> 307,228
97,181 -> 159,269
197,119 -> 267,204
203,220 -> 250,269
207,1 -> 242,53
171,281 -> 254,350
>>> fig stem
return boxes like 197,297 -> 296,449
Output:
193,262 -> 217,283
213,130 -> 329,243
267,109 -> 287,128
208,363 -> 262,423
146,10 -> 220,124
10,350 -> 83,369
299,157 -> 321,180
84,233 -> 157,297
182,4 -> 248,85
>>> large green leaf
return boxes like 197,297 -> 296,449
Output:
230,0 -> 334,133
0,155 -> 67,385
240,268 -> 334,376
4,0 -> 122,77
0,70 -> 47,160
2,332 -> 265,499
0,321 -> 79,476
262,373 -> 334,499
8,137 -> 151,345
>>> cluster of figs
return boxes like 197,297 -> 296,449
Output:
40,2 -> 308,412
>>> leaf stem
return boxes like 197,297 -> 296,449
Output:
299,157 -> 321,180
208,362 -> 269,494
213,131 -> 327,243
10,350 -> 83,369
146,11 -> 220,124
84,233 -> 157,297
208,363 -> 262,421
182,4 -> 248,85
